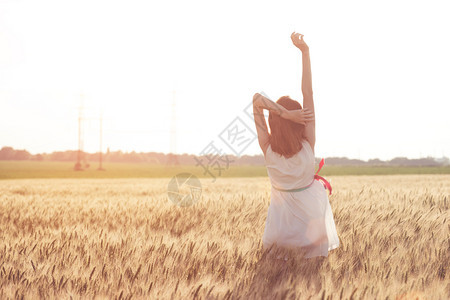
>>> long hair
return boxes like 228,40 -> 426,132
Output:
268,96 -> 305,158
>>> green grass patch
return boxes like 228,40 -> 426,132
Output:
0,161 -> 449,179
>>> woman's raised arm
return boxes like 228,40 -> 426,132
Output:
291,32 -> 316,151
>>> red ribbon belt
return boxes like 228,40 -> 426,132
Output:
272,158 -> 333,195
314,158 -> 332,195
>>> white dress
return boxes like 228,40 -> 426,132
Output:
262,139 -> 340,258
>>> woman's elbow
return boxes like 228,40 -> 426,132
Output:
253,93 -> 261,103
253,93 -> 265,108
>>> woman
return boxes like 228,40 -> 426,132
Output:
253,32 -> 340,259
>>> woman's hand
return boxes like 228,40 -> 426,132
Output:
283,108 -> 314,126
291,32 -> 309,52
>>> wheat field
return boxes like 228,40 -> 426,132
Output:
0,175 -> 448,299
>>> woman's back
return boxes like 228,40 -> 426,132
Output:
265,139 -> 315,190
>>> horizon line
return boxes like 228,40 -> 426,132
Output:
1,146 -> 448,162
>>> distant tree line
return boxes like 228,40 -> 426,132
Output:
0,146 -> 449,166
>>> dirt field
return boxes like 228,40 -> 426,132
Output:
0,175 -> 448,299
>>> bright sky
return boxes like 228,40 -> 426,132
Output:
1,0 -> 449,160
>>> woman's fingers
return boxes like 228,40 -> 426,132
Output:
291,32 -> 298,44
291,32 -> 304,39
301,111 -> 315,122
291,32 -> 301,42
301,109 -> 314,116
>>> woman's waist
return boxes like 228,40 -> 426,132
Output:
270,175 -> 331,194
269,158 -> 332,195
269,177 -> 315,192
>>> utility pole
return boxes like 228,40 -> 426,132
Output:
74,94 -> 104,171
74,95 -> 84,171
98,112 -> 105,170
